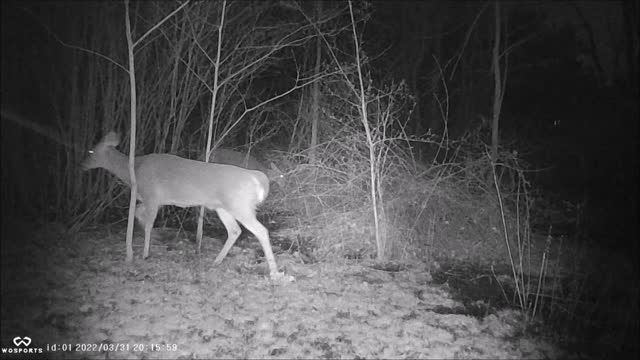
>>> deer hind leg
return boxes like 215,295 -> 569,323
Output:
136,202 -> 158,259
213,208 -> 242,265
234,211 -> 278,276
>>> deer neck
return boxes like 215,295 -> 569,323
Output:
103,147 -> 134,186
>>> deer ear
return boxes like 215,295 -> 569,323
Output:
103,132 -> 121,147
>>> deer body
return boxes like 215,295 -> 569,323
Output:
209,148 -> 284,188
134,154 -> 269,209
82,132 -> 278,277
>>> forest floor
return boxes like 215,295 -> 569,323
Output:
1,223 -> 564,359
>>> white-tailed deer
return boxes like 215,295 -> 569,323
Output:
81,132 -> 279,277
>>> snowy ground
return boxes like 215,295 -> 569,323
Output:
1,224 -> 562,359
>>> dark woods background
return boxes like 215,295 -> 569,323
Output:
3,0 -> 636,247
369,1 -> 638,248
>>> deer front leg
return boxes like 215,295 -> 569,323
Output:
136,203 -> 158,259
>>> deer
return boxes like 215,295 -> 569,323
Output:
81,132 -> 282,279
